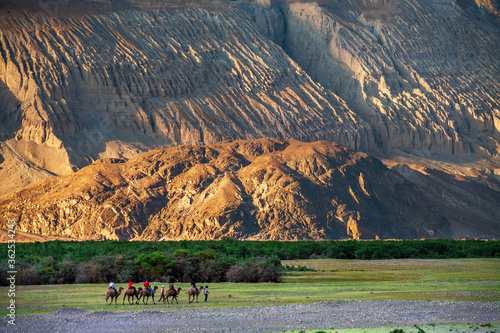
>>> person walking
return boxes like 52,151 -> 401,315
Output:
204,285 -> 209,302
159,285 -> 165,302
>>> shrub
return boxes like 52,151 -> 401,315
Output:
134,251 -> 174,281
55,260 -> 76,284
226,260 -> 281,283
282,265 -> 315,272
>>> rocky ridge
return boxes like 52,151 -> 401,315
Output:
0,139 -> 453,241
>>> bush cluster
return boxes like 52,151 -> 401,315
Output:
0,244 -> 281,286
0,239 -> 497,286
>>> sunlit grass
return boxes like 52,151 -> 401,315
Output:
1,258 -> 498,316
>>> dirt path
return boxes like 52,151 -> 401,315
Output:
4,301 -> 499,332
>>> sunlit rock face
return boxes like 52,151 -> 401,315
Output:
0,139 -> 451,241
0,0 -> 372,196
239,0 -> 500,156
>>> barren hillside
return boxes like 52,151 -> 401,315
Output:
0,0 -> 499,240
0,139 -> 456,241
0,0 -> 371,195
240,0 -> 500,156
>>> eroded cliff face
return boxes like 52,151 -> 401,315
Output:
0,1 -> 499,240
0,2 -> 372,197
239,0 -> 500,156
0,139 -> 450,240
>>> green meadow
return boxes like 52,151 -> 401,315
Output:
1,258 -> 498,316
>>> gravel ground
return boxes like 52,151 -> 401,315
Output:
3,301 -> 499,333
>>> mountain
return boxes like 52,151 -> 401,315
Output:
0,138 -> 453,241
0,0 -> 499,240
241,0 -> 500,155
0,0 -> 372,196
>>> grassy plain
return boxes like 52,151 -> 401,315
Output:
1,258 -> 498,317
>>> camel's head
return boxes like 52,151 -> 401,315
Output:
118,287 -> 124,291
177,287 -> 182,292
153,286 -> 158,290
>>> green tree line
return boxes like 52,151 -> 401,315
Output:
0,239 -> 498,286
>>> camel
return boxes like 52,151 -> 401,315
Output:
139,285 -> 158,304
165,287 -> 182,304
122,287 -> 141,305
188,285 -> 203,303
105,286 -> 124,305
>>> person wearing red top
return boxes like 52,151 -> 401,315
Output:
128,281 -> 137,294
144,279 -> 152,295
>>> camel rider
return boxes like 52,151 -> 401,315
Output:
128,281 -> 137,295
169,281 -> 176,296
109,281 -> 117,295
144,279 -> 153,295
191,280 -> 198,294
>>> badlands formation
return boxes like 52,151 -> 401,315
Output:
0,139 -> 448,240
0,0 -> 499,239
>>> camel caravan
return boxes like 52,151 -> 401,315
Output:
106,280 -> 207,305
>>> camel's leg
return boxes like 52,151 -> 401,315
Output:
152,296 -> 155,305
